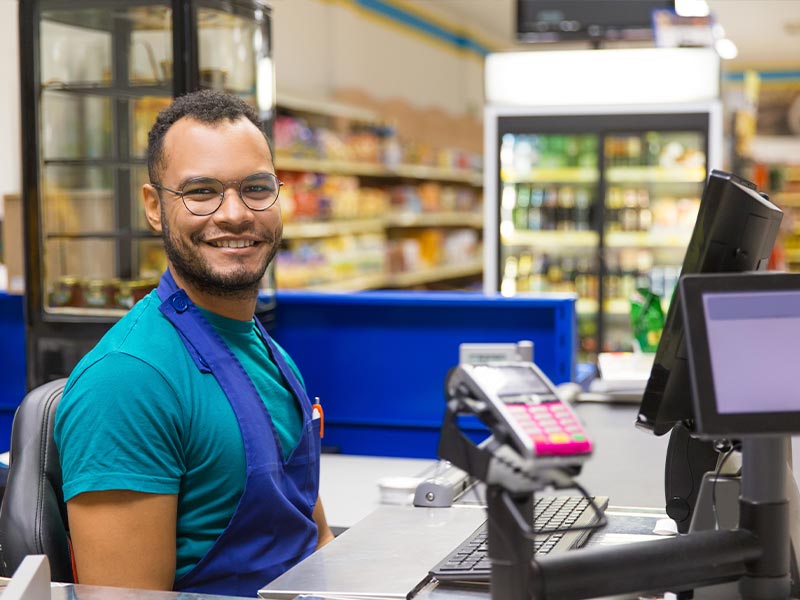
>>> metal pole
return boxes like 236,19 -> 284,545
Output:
739,436 -> 792,599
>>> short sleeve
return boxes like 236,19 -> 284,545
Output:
55,352 -> 186,501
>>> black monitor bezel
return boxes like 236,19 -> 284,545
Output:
680,271 -> 800,438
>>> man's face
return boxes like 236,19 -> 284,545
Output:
143,117 -> 282,298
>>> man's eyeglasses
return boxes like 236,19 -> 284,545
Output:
150,172 -> 283,216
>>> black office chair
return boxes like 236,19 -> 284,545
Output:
0,378 -> 73,581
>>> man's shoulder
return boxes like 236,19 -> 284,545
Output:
66,291 -> 196,393
82,291 -> 183,366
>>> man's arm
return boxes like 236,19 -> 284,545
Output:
67,490 -> 178,590
313,497 -> 335,549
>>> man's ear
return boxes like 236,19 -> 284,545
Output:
142,184 -> 163,233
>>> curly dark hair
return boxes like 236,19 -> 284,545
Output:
147,89 -> 271,183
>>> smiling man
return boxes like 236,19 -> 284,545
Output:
54,89 -> 334,597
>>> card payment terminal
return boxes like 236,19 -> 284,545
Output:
447,362 -> 593,461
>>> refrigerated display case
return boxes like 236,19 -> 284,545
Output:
20,0 -> 274,388
484,104 -> 722,358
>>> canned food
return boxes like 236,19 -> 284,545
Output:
132,278 -> 158,303
83,279 -> 112,309
115,280 -> 136,310
49,276 -> 81,308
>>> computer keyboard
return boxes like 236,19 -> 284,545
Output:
429,495 -> 609,583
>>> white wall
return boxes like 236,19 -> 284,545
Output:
270,0 -> 485,118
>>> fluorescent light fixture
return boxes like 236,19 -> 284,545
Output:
485,48 -> 720,106
675,0 -> 711,17
715,38 -> 738,60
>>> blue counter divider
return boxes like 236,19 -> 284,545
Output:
0,293 -> 26,453
271,290 -> 577,459
0,290 -> 577,459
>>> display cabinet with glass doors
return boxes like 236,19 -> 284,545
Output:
484,106 -> 720,361
20,0 -> 274,388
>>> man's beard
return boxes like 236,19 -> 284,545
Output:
161,215 -> 281,300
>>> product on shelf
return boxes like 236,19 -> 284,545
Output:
274,112 -> 482,172
605,131 -> 706,168
500,133 -> 598,177
276,233 -> 387,289
47,276 -> 158,311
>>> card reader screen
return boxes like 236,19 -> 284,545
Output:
703,290 -> 800,414
470,364 -> 550,397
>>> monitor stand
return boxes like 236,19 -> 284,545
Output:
664,422 -> 720,532
688,437 -> 800,597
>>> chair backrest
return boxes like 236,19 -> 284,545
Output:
0,378 -> 72,581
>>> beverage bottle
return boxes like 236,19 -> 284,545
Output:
546,255 -> 563,288
530,255 -> 545,292
501,184 -> 516,227
517,251 -> 533,292
621,188 -> 639,232
513,136 -> 534,177
575,258 -> 590,298
558,186 -> 576,231
627,135 -> 643,167
528,187 -> 544,231
644,131 -> 662,166
637,188 -> 652,231
501,255 -> 518,296
513,185 -> 531,231
500,134 -> 515,173
561,256 -> 577,293
565,135 -> 579,167
578,135 -> 598,168
543,187 -> 558,230
606,187 -> 622,232
605,254 -> 620,301
575,187 -> 592,230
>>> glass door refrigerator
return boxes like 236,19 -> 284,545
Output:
20,0 -> 274,388
484,104 -> 722,360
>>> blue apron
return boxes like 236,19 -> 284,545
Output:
156,269 -> 320,597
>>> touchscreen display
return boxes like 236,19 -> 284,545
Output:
471,364 -> 550,397
703,290 -> 800,414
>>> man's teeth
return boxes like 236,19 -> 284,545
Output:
211,240 -> 256,248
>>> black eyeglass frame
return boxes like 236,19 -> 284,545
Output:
150,172 -> 284,216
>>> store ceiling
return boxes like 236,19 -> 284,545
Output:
417,0 -> 800,67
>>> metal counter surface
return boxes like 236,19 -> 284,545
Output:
260,505 -> 487,599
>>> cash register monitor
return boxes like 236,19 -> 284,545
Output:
680,272 -> 800,438
635,170 -> 782,530
636,170 -> 783,436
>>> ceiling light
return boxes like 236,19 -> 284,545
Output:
675,0 -> 711,17
715,38 -> 738,60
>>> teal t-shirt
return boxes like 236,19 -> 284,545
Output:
54,290 -> 305,580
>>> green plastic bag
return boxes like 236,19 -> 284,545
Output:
630,288 -> 665,352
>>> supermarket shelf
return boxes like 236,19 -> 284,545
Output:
275,154 -> 482,185
501,166 -> 599,184
293,260 -> 483,292
605,231 -> 691,248
306,273 -> 388,292
283,219 -> 385,239
502,230 -> 598,248
775,191 -> 800,207
606,166 -> 706,183
577,298 -> 630,316
384,212 -> 483,228
387,260 -> 483,288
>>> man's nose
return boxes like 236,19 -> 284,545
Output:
215,185 -> 254,220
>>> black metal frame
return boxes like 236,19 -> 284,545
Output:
19,0 -> 272,389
